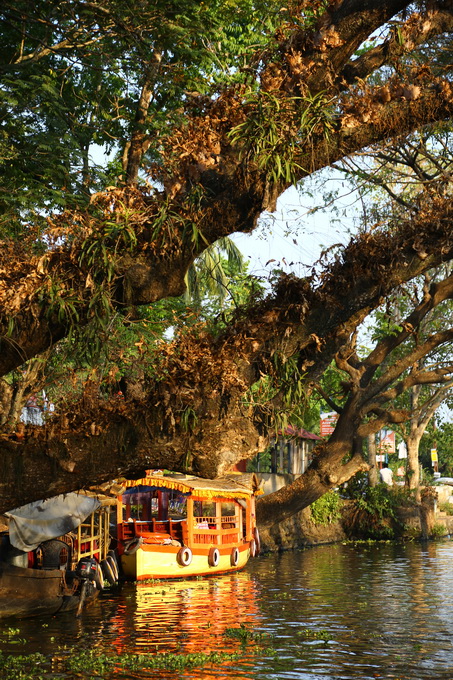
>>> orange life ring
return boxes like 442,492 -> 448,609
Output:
208,546 -> 220,567
230,547 -> 239,566
177,546 -> 193,566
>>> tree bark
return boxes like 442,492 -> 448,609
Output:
367,433 -> 378,487
1,217 -> 453,514
406,435 -> 421,500
125,61 -> 159,185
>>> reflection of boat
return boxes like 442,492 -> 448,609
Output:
111,571 -> 260,660
116,473 -> 261,580
0,493 -> 118,618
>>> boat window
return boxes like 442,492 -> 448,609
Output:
193,500 -> 215,518
168,491 -> 187,518
221,502 -> 236,517
122,488 -> 188,521
122,490 -> 157,521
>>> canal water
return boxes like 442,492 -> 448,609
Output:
2,540 -> 453,679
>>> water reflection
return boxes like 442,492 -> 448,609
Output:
2,542 -> 453,679
111,572 -> 260,655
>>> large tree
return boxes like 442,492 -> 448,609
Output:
1,0 -> 453,518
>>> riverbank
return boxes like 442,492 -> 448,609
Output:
259,485 -> 453,553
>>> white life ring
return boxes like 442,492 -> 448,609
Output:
230,547 -> 240,567
208,547 -> 220,567
177,546 -> 193,566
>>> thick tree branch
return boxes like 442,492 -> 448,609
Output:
361,273 -> 453,388
365,365 -> 453,410
341,5 -> 453,84
0,87 -> 451,379
125,56 -> 161,185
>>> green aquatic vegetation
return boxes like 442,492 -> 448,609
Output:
275,591 -> 292,599
296,628 -> 332,642
66,648 -> 244,674
0,651 -> 47,680
224,624 -> 272,644
1,628 -> 27,645
0,625 -> 275,678
0,647 -> 248,678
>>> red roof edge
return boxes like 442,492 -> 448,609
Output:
277,425 -> 322,440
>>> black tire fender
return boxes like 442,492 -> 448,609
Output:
101,558 -> 116,585
123,537 -> 144,555
177,546 -> 193,566
230,547 -> 240,567
106,555 -> 119,582
208,546 -> 220,567
94,562 -> 104,590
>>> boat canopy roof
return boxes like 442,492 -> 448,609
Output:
5,493 -> 101,552
122,473 -> 260,500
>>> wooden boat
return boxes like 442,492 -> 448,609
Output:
0,493 -> 118,619
116,473 -> 261,580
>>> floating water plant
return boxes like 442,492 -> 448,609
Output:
0,650 -> 47,680
224,623 -> 273,644
66,648 -> 244,674
296,628 -> 332,642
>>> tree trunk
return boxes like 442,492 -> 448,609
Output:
420,489 -> 437,539
256,436 -> 370,529
367,433 -> 378,487
125,59 -> 160,185
407,435 -> 421,501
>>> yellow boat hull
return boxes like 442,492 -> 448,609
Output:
121,543 -> 250,580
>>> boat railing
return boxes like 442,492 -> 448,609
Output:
59,533 -> 77,569
192,515 -> 240,546
119,514 -> 242,548
119,518 -> 185,543
76,507 -> 110,563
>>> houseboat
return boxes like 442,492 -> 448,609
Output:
116,473 -> 261,580
0,492 -> 118,618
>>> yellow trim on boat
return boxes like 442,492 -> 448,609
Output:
122,475 -> 254,500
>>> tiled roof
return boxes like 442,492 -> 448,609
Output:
278,425 -> 322,440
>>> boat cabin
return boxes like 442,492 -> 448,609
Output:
116,473 -> 260,579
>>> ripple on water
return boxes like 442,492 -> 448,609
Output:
2,542 -> 453,679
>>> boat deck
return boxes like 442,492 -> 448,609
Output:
118,516 -> 243,546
